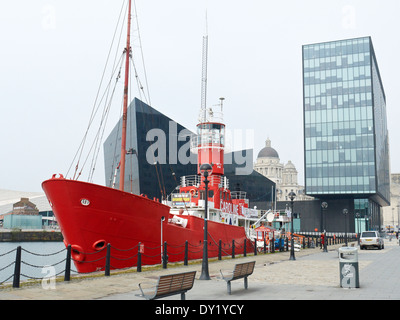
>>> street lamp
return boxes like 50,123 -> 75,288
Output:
199,163 -> 212,280
288,191 -> 296,261
321,202 -> 328,253
343,209 -> 348,246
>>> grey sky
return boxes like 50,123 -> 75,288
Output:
0,0 -> 399,192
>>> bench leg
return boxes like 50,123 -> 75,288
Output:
181,292 -> 186,300
227,281 -> 231,295
244,277 -> 248,290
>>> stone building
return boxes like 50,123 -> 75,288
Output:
2,197 -> 42,229
12,197 -> 40,215
254,138 -> 311,201
382,174 -> 400,232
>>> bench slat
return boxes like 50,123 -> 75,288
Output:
220,261 -> 255,294
154,271 -> 196,299
232,261 -> 255,280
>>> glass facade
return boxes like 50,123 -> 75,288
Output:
303,37 -> 390,206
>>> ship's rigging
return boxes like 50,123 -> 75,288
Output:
65,0 -> 163,195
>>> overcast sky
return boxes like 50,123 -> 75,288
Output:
0,0 -> 399,192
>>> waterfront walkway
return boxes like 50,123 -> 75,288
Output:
1,240 -> 399,300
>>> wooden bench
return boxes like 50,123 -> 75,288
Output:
136,271 -> 196,300
220,261 -> 255,295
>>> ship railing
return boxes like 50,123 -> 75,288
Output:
274,211 -> 291,223
169,193 -> 215,210
230,191 -> 247,200
180,175 -> 201,187
198,109 -> 224,124
242,207 -> 259,219
180,175 -> 229,189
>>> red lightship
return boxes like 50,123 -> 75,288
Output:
42,1 -> 253,273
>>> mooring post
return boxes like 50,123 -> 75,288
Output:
13,246 -> 22,288
64,244 -> 71,281
137,242 -> 142,272
162,241 -> 168,269
105,243 -> 111,276
184,241 -> 188,266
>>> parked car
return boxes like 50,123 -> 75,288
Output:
360,231 -> 384,250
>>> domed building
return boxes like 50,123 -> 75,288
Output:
254,138 -> 283,186
254,138 -> 311,201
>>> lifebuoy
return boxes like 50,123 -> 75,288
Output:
190,189 -> 196,196
71,244 -> 85,262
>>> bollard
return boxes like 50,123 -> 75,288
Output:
244,239 -> 247,257
232,240 -> 235,259
254,240 -> 257,255
137,242 -> 142,272
162,241 -> 168,269
13,246 -> 22,288
184,241 -> 188,266
272,235 -> 275,253
218,240 -> 222,260
64,245 -> 71,281
105,243 -> 111,276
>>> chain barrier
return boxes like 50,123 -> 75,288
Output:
0,233 -> 355,288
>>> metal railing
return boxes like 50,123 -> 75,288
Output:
180,175 -> 229,189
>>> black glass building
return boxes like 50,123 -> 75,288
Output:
303,37 -> 390,232
103,98 -> 275,206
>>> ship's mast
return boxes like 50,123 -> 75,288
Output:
200,34 -> 208,123
119,0 -> 132,191
200,12 -> 208,123
195,19 -> 225,179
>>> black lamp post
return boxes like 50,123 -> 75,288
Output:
199,163 -> 212,280
343,209 -> 348,246
321,202 -> 328,253
288,191 -> 296,261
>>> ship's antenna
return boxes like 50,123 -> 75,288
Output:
200,11 -> 208,123
219,97 -> 225,112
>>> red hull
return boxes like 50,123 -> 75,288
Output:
42,176 -> 252,273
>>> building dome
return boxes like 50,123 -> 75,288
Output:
284,160 -> 296,169
257,138 -> 279,159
